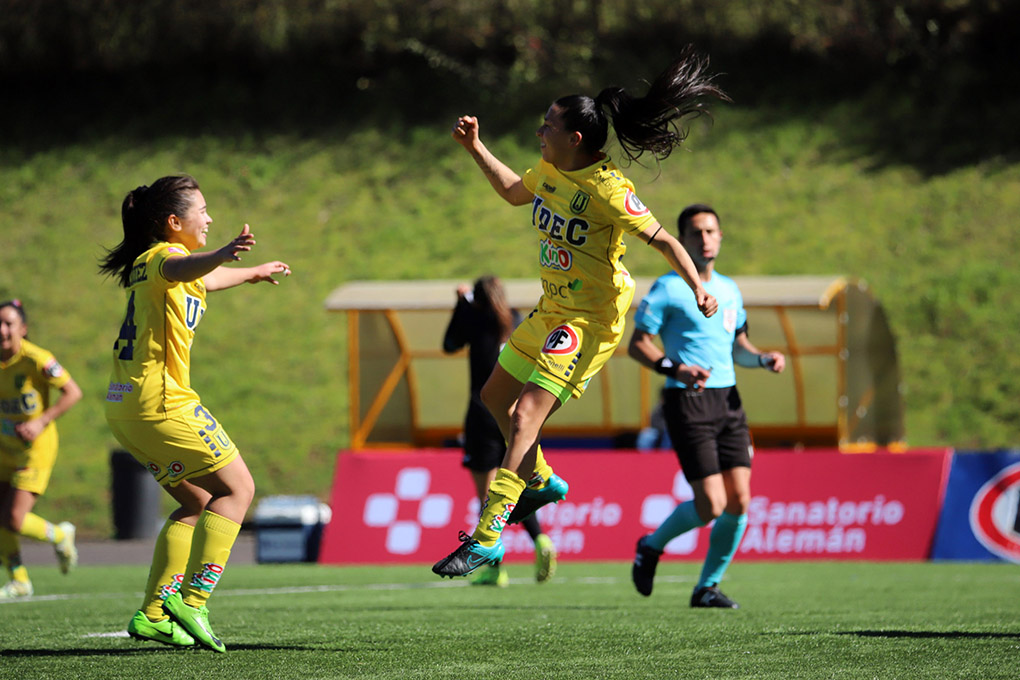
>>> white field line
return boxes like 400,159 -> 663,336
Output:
0,573 -> 696,638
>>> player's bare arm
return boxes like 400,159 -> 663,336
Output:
640,223 -> 718,317
164,225 -> 257,284
205,261 -> 292,291
452,115 -> 533,206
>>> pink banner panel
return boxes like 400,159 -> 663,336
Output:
318,448 -> 951,564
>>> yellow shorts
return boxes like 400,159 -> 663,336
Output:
0,428 -> 59,495
499,305 -> 626,403
107,403 -> 239,487
0,462 -> 54,495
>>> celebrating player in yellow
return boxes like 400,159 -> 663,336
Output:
433,47 -> 727,578
100,175 -> 290,651
0,299 -> 82,598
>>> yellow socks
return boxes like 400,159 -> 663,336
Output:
19,512 -> 63,544
142,520 -> 195,621
528,445 -> 555,490
472,468 -> 526,546
0,528 -> 28,583
180,511 -> 240,609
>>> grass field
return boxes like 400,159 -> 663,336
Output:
1,560 -> 1017,679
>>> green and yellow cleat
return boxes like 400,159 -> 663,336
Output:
0,579 -> 33,599
534,533 -> 557,583
54,521 -> 78,575
127,610 -> 196,647
470,562 -> 509,587
162,592 -> 226,653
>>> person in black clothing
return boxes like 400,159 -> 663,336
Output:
443,276 -> 557,586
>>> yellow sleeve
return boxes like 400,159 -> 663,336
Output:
606,183 -> 658,236
35,349 -> 71,391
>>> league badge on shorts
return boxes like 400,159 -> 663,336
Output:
543,325 -> 580,355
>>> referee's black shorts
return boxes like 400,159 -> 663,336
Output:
662,385 -> 752,483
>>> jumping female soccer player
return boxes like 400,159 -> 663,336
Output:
433,47 -> 728,577
100,175 -> 290,651
0,299 -> 81,598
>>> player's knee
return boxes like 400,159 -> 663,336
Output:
480,381 -> 511,419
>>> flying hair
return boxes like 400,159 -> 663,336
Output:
558,46 -> 730,164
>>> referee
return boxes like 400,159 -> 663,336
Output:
628,204 -> 785,608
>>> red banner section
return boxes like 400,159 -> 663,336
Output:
318,448 -> 951,564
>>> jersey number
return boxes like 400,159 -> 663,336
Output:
115,291 -> 137,361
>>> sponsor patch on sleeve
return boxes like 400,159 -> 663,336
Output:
624,190 -> 650,216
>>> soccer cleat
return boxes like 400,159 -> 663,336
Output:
690,585 -> 740,609
162,592 -> 226,652
507,474 -> 569,524
127,610 -> 196,647
632,535 -> 662,597
54,521 -> 78,575
534,533 -> 557,583
0,580 -> 33,599
469,563 -> 509,588
432,531 -> 505,578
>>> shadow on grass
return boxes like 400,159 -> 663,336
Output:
838,630 -> 1020,640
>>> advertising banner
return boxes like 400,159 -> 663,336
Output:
319,448 -> 951,564
931,449 -> 1020,562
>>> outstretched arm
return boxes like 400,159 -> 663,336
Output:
163,224 -> 257,283
452,115 -> 534,206
639,224 -> 718,317
204,261 -> 291,291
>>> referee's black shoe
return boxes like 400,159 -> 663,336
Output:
631,535 -> 662,597
690,585 -> 739,608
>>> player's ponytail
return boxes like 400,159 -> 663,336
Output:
100,175 -> 200,288
559,46 -> 729,163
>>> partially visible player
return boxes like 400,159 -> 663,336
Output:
433,46 -> 727,578
0,299 -> 82,598
443,276 -> 557,586
100,175 -> 290,651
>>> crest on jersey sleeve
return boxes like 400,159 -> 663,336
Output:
624,190 -> 650,216
43,358 -> 64,379
543,325 -> 580,355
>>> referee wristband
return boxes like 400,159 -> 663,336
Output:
654,357 -> 675,376
758,354 -> 771,368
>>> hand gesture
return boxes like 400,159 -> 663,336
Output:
217,224 -> 257,263
678,364 -> 712,392
247,261 -> 292,285
451,115 -> 480,149
697,289 -> 718,318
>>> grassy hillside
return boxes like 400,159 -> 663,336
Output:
2,99 -> 1018,535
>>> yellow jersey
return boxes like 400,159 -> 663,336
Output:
105,242 -> 207,420
521,157 -> 657,325
0,340 -> 71,456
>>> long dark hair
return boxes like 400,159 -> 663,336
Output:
473,276 -> 513,343
99,175 -> 200,288
556,46 -> 729,163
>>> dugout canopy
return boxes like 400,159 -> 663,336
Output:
324,276 -> 905,452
